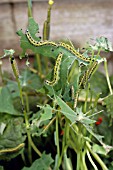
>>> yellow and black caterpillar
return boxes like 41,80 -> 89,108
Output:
25,29 -> 101,87
45,52 -> 63,86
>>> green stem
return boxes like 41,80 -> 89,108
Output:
83,83 -> 90,113
76,152 -> 80,170
10,56 -> 42,159
0,60 -> 4,84
104,58 -> 113,95
27,0 -> 32,17
36,54 -> 42,75
27,132 -> 42,157
81,149 -> 88,170
86,141 -> 108,170
55,112 -> 60,169
43,3 -> 52,74
58,119 -> 69,166
86,150 -> 98,170
23,92 -> 29,113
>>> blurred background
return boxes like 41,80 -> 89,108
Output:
0,0 -> 113,71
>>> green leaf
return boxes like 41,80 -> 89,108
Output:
85,37 -> 113,52
22,152 -> 54,170
76,107 -> 96,125
63,151 -> 73,170
1,49 -> 15,59
17,17 -> 57,59
40,104 -> 53,121
20,69 -> 42,90
6,80 -> 20,98
103,94 -> 113,118
92,144 -> 107,155
0,166 -> 4,170
0,122 -> 6,135
0,114 -> 26,160
56,96 -> 77,123
96,37 -> 113,52
0,87 -> 19,115
90,71 -> 108,97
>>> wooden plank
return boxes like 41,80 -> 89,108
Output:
0,0 -> 48,4
0,0 -> 113,3
0,0 -> 113,56
33,0 -> 113,47
0,4 -> 18,56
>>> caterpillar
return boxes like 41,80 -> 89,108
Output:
45,52 -> 63,86
58,42 -> 92,63
0,143 -> 25,154
10,56 -> 20,78
74,61 -> 98,108
83,61 -> 98,88
25,29 -> 57,47
25,29 -> 96,64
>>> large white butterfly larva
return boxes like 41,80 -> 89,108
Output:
45,52 -> 63,86
25,29 -> 94,64
58,42 -> 92,63
25,29 -> 57,47
10,56 -> 20,78
0,143 -> 25,154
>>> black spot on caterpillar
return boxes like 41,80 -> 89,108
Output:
0,143 -> 25,154
45,52 -> 63,86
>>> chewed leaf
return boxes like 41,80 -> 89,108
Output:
40,104 -> 53,121
96,37 -> 113,52
85,37 -> 113,52
0,49 -> 15,59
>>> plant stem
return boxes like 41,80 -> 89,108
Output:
81,149 -> 88,170
55,112 -> 60,169
10,56 -> 42,159
86,150 -> 98,170
36,54 -> 42,76
104,58 -> 113,95
76,152 -> 80,170
27,132 -> 42,157
27,0 -> 32,17
86,141 -> 108,170
0,60 -> 4,84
